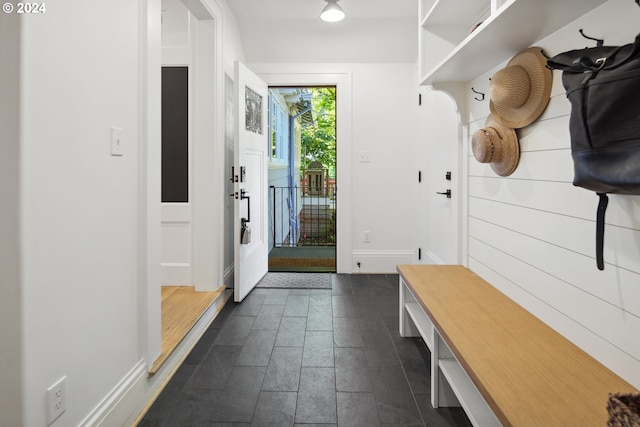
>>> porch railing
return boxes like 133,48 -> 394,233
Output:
270,185 -> 336,248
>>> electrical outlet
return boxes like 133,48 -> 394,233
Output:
47,376 -> 66,425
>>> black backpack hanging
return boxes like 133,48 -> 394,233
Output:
547,26 -> 640,270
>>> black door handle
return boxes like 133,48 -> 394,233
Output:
241,193 -> 250,223
436,189 -> 452,198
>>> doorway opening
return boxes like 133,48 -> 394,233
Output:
267,86 -> 337,272
151,0 -> 230,375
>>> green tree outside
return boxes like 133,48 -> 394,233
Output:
300,87 -> 336,178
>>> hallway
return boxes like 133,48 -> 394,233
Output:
139,274 -> 471,426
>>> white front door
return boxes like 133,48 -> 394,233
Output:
233,61 -> 269,302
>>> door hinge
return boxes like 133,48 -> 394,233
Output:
418,248 -> 422,260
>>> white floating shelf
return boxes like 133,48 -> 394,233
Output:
419,0 -> 608,85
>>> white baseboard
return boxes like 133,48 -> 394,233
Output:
223,263 -> 234,289
351,250 -> 415,273
81,289 -> 232,427
79,360 -> 147,427
161,263 -> 192,285
425,250 -> 445,265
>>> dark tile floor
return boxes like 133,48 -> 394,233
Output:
139,274 -> 472,427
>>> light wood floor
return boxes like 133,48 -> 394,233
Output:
149,285 -> 226,376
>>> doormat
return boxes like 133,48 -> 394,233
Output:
256,272 -> 332,289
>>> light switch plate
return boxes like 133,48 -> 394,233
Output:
359,151 -> 371,162
111,127 -> 123,156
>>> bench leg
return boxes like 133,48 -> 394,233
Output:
432,332 -> 461,408
399,278 -> 419,337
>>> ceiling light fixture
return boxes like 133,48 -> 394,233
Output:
320,0 -> 345,23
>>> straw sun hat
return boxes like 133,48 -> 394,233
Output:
489,47 -> 553,129
472,115 -> 520,177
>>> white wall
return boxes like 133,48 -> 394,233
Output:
465,0 -> 640,388
221,1 -> 246,77
230,6 -> 416,64
1,0 -> 249,424
241,17 -> 416,63
251,63 -> 420,273
348,63 -> 419,272
220,0 -> 246,286
251,62 -> 420,273
19,1 -> 144,425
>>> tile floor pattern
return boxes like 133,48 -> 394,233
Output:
139,274 -> 472,427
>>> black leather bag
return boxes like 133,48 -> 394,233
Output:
607,392 -> 640,427
547,33 -> 640,270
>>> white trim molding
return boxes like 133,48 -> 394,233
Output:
90,289 -> 232,426
224,263 -> 234,289
79,360 -> 148,427
424,249 -> 445,265
352,250 -> 415,273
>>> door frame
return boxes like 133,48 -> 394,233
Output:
250,65 -> 352,274
140,0 -> 225,369
159,5 -> 219,288
190,4 -> 224,293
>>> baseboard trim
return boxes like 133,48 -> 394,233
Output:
223,263 -> 234,289
161,263 -> 192,285
82,288 -> 232,427
79,360 -> 147,427
425,249 -> 445,265
351,250 -> 415,273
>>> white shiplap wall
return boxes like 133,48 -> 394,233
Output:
465,0 -> 640,388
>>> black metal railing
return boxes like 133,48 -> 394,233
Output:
270,185 -> 336,248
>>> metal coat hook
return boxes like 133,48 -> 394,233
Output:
471,87 -> 485,101
579,29 -> 604,47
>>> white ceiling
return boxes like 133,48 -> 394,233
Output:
226,0 -> 418,63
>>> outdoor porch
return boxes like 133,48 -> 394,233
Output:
269,184 -> 336,272
268,246 -> 336,272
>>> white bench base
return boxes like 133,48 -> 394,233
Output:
399,276 -> 501,427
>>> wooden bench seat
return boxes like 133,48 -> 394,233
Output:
397,264 -> 638,427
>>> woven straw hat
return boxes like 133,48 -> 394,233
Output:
472,115 -> 520,176
489,47 -> 552,129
